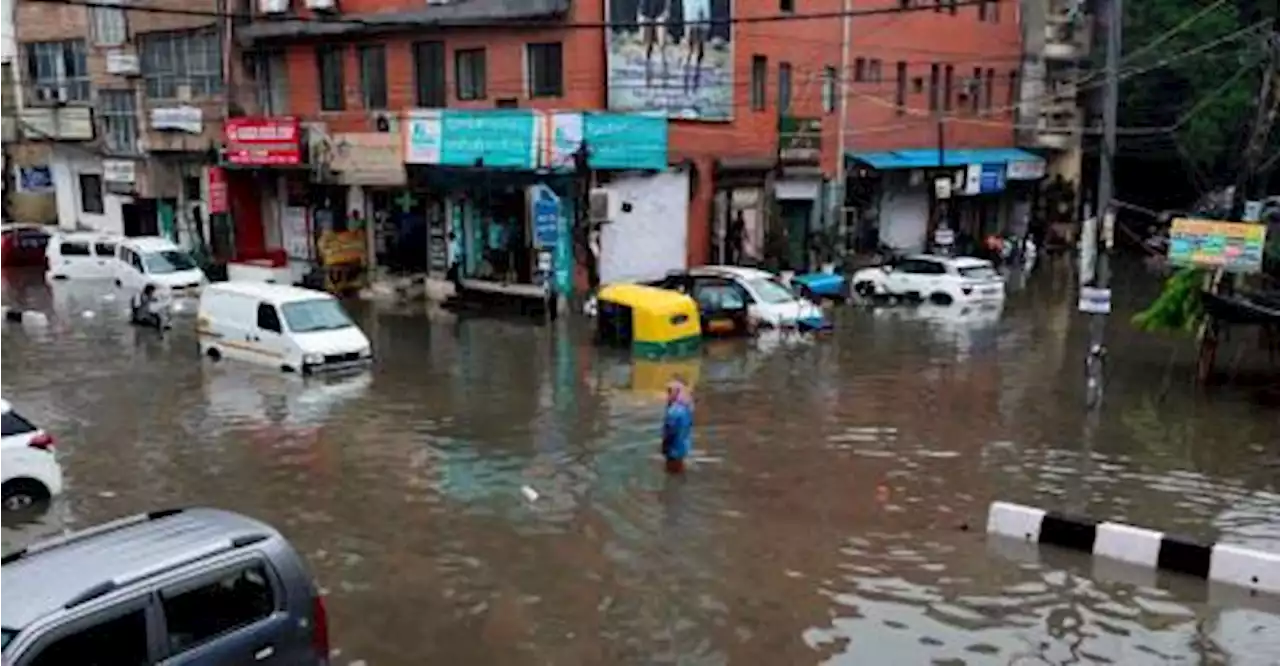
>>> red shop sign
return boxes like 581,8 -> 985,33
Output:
206,166 -> 228,214
224,116 -> 302,166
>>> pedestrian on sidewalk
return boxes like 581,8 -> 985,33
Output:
661,377 -> 694,474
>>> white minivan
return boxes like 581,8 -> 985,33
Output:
198,282 -> 373,374
45,232 -> 119,280
113,236 -> 207,297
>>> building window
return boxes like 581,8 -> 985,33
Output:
316,45 -> 344,111
778,62 -> 792,113
944,65 -> 954,112
79,174 -> 104,215
1007,69 -> 1019,116
91,0 -> 127,46
780,0 -> 795,12
455,48 -> 487,101
822,65 -> 837,113
98,90 -> 138,154
854,57 -> 866,82
138,30 -> 222,100
971,67 -> 982,113
894,61 -> 907,115
358,44 -> 386,110
869,59 -> 883,83
413,41 -> 446,107
984,68 -> 995,112
253,50 -> 288,115
750,55 -> 767,110
526,42 -> 563,98
24,40 -> 89,104
929,63 -> 940,113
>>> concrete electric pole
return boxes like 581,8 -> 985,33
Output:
1084,0 -> 1122,407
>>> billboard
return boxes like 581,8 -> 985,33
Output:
605,0 -> 733,121
1168,218 -> 1268,274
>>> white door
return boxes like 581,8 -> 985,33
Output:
89,239 -> 117,279
120,248 -> 147,292
598,171 -> 690,284
51,239 -> 97,279
254,301 -> 290,369
884,260 -> 920,295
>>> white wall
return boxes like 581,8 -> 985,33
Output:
51,147 -> 128,235
599,169 -> 690,284
878,175 -> 929,253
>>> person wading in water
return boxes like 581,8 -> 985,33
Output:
661,378 -> 694,474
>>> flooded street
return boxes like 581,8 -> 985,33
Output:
4,264 -> 1280,665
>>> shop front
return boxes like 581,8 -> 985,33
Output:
402,109 -> 669,314
221,115 -> 305,281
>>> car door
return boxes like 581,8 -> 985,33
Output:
156,559 -> 297,665
52,238 -> 95,279
255,302 -> 289,367
124,250 -> 148,292
882,259 -> 917,294
15,598 -> 155,666
91,239 -> 118,279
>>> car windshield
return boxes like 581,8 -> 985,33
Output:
142,250 -> 197,274
281,299 -> 354,333
2,627 -> 16,650
958,264 -> 999,279
748,278 -> 797,305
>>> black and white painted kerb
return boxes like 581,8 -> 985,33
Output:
987,501 -> 1280,595
1,306 -> 49,326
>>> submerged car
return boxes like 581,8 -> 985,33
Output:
1,398 -> 62,513
649,266 -> 829,331
850,255 -> 1005,305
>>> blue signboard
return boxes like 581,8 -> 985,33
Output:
979,164 -> 1006,194
19,167 -> 53,192
584,113 -> 669,171
554,195 -> 574,296
405,110 -> 539,169
532,185 -> 561,249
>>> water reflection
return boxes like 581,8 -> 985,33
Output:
2,265 -> 1280,663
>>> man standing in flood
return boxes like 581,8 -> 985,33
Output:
662,378 -> 694,474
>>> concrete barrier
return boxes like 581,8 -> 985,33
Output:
1,306 -> 49,327
987,500 -> 1280,595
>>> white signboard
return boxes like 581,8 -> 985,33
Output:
1078,287 -> 1112,315
105,50 -> 139,75
102,159 -> 136,184
403,110 -> 442,164
1006,159 -> 1046,181
963,164 -> 982,195
151,106 -> 203,134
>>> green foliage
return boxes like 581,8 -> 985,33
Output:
1120,0 -> 1265,173
1132,267 -> 1206,333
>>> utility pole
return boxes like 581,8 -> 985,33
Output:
1086,0 -> 1121,407
572,142 -> 599,295
834,0 -> 852,255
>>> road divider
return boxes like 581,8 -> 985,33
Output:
2,306 -> 49,327
987,500 -> 1280,595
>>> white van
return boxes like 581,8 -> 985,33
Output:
197,282 -> 373,374
113,236 -> 207,297
45,232 -> 119,280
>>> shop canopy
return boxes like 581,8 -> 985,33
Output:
846,147 -> 1043,170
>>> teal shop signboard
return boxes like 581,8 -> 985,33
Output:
405,110 -> 668,172
404,110 -> 540,169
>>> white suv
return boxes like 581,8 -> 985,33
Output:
851,255 -> 1005,305
1,399 -> 63,511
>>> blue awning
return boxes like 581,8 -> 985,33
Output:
847,147 -> 1043,170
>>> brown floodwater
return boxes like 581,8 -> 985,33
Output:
3,262 -> 1279,665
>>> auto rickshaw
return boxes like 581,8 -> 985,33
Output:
596,283 -> 702,358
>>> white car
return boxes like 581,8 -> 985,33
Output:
587,265 -> 829,330
850,255 -> 1005,305
114,236 -> 208,301
1,399 -> 63,511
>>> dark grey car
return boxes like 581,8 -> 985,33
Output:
1,508 -> 330,665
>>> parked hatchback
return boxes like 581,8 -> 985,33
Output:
1,507 -> 331,665
0,399 -> 62,512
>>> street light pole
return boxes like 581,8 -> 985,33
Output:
834,0 -> 852,253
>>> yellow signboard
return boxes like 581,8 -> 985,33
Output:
318,230 -> 366,267
1168,218 -> 1267,274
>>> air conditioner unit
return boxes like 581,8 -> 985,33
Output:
304,0 -> 335,11
259,0 -> 288,13
372,111 -> 398,133
588,188 -> 611,224
176,84 -> 193,102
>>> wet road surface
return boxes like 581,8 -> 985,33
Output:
3,263 -> 1280,664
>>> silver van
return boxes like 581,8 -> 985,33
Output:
1,508 -> 330,665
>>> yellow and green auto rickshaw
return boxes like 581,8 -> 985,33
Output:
596,283 -> 702,357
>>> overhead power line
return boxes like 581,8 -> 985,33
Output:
29,0 -> 1009,29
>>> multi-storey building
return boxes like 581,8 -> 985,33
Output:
8,0 -> 1045,297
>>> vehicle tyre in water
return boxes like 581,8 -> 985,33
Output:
2,479 -> 49,512
854,281 -> 876,299
929,292 -> 954,306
